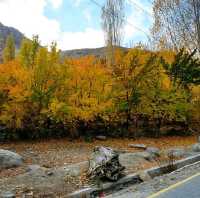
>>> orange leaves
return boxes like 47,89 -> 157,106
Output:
61,57 -> 114,122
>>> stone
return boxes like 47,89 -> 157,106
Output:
88,146 -> 124,181
1,192 -> 15,198
192,143 -> 200,152
166,148 -> 186,158
146,147 -> 160,157
138,170 -> 151,181
135,151 -> 155,161
26,165 -> 41,172
46,171 -> 54,176
95,136 -> 107,140
119,153 -> 147,169
128,144 -> 147,149
0,149 -> 23,169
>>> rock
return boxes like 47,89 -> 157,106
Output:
26,165 -> 41,172
46,171 -> 54,176
1,192 -> 15,198
119,153 -> 147,169
139,170 -> 151,181
95,136 -> 107,140
166,148 -> 186,158
146,147 -> 160,157
0,149 -> 23,169
192,143 -> 200,152
128,144 -> 147,149
88,146 -> 125,181
135,151 -> 155,161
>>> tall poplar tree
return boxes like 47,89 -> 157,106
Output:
101,0 -> 125,66
3,34 -> 15,63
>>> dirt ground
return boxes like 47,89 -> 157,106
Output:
0,136 -> 197,196
0,136 -> 197,167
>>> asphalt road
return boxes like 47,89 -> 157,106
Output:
148,173 -> 200,198
106,172 -> 200,198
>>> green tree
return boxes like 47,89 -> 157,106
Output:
3,34 -> 15,63
19,35 -> 40,67
18,38 -> 32,67
163,49 -> 200,88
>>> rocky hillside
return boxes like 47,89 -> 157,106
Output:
0,22 -> 24,61
62,47 -> 107,58
62,46 -> 129,58
0,22 -> 128,61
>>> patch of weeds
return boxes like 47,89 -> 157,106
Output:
156,151 -> 177,174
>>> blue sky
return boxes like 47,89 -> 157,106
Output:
0,0 -> 153,50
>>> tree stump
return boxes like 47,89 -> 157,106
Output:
88,146 -> 125,181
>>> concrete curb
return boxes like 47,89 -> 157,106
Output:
147,153 -> 200,178
68,153 -> 200,198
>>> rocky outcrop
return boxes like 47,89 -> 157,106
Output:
0,149 -> 23,169
0,22 -> 24,61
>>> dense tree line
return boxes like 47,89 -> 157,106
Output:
0,35 -> 199,140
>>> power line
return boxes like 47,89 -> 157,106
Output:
127,0 -> 152,17
90,0 -> 151,40
146,0 -> 154,5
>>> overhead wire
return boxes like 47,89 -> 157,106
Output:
89,0 -> 151,40
127,0 -> 152,17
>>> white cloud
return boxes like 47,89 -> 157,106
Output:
0,0 -> 60,46
49,0 -> 63,9
59,28 -> 104,50
0,0 -> 104,50
0,0 -> 152,50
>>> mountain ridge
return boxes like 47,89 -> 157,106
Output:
0,22 -> 128,61
0,22 -> 25,61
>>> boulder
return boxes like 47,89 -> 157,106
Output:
192,143 -> 200,152
119,153 -> 147,169
0,149 -> 23,169
135,151 -> 155,161
88,146 -> 124,181
128,144 -> 147,150
0,192 -> 15,198
95,136 -> 107,140
146,147 -> 160,157
26,165 -> 41,172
